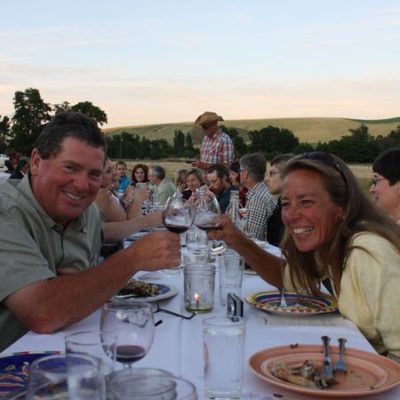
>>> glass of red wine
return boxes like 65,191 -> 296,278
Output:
100,300 -> 155,369
162,189 -> 195,234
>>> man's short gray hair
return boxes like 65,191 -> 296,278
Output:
240,153 -> 266,182
151,165 -> 166,180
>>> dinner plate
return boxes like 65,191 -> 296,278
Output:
246,290 -> 337,316
0,351 -> 60,398
249,344 -> 400,398
114,283 -> 178,302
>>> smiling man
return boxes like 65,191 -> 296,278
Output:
0,112 -> 180,352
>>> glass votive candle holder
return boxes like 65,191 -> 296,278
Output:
184,263 -> 215,313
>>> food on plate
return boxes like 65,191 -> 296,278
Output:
271,360 -> 336,389
118,279 -> 160,297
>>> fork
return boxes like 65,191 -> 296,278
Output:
279,288 -> 287,307
334,337 -> 347,373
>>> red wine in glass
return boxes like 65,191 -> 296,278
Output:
195,223 -> 222,231
116,344 -> 146,364
162,212 -> 191,234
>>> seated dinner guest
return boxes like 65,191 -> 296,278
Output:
130,163 -> 149,187
206,164 -> 234,213
240,153 -> 276,241
264,153 -> 294,246
370,148 -> 400,224
0,112 -> 180,352
148,165 -> 176,205
115,160 -> 131,195
208,152 -> 400,363
182,168 -> 203,201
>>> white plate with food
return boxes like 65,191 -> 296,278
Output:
249,344 -> 400,398
114,279 -> 178,302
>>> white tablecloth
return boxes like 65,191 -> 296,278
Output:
4,249 -> 400,399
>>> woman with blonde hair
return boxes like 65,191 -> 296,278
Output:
208,152 -> 400,363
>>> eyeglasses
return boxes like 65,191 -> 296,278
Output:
301,151 -> 346,182
268,170 -> 279,177
370,177 -> 385,186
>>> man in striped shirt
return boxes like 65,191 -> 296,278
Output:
191,111 -> 234,172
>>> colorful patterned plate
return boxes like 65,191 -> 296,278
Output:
246,290 -> 337,315
0,351 -> 60,398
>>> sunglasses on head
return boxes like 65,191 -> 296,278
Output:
300,152 -> 346,182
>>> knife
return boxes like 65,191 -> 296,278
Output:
321,335 -> 333,379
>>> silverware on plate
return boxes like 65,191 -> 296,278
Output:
321,335 -> 333,379
334,337 -> 348,373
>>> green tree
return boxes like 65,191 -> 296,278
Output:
10,88 -> 52,154
0,115 -> 11,153
184,132 -> 196,158
173,130 -> 185,157
53,101 -> 71,113
70,101 -> 108,126
249,126 -> 299,157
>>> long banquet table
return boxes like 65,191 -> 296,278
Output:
3,245 -> 400,399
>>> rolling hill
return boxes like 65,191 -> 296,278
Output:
103,117 -> 400,145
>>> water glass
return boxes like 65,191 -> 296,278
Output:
203,316 -> 246,399
26,355 -> 69,400
67,353 -> 105,400
65,330 -> 117,375
185,226 -> 209,255
184,263 -> 215,313
108,375 -> 197,400
218,252 -> 244,306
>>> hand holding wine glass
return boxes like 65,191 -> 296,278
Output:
100,300 -> 155,369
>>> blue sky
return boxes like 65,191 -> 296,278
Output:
1,0 -> 399,127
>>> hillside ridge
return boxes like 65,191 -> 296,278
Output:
104,116 -> 400,144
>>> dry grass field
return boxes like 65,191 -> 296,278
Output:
105,117 -> 400,145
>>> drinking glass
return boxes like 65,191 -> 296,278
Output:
100,300 -> 155,369
26,355 -> 68,400
108,375 -> 198,400
162,190 -> 195,234
193,190 -> 226,255
65,330 -> 117,376
67,354 -> 105,400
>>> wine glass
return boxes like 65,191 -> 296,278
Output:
193,189 -> 226,255
100,300 -> 155,369
162,189 -> 195,234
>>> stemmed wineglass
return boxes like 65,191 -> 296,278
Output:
100,300 -> 155,369
193,188 -> 226,254
162,189 -> 195,234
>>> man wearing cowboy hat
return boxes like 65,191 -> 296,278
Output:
191,111 -> 234,171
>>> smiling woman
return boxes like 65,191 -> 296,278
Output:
207,151 -> 400,364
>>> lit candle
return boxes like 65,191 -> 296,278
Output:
194,292 -> 200,308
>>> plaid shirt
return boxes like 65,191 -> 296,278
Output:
245,182 -> 276,241
200,129 -> 234,165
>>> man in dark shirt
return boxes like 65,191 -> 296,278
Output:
265,154 -> 294,246
206,164 -> 233,213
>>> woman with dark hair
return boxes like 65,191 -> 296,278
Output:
208,152 -> 400,363
131,163 -> 149,186
370,148 -> 400,223
229,161 -> 247,207
182,168 -> 204,201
